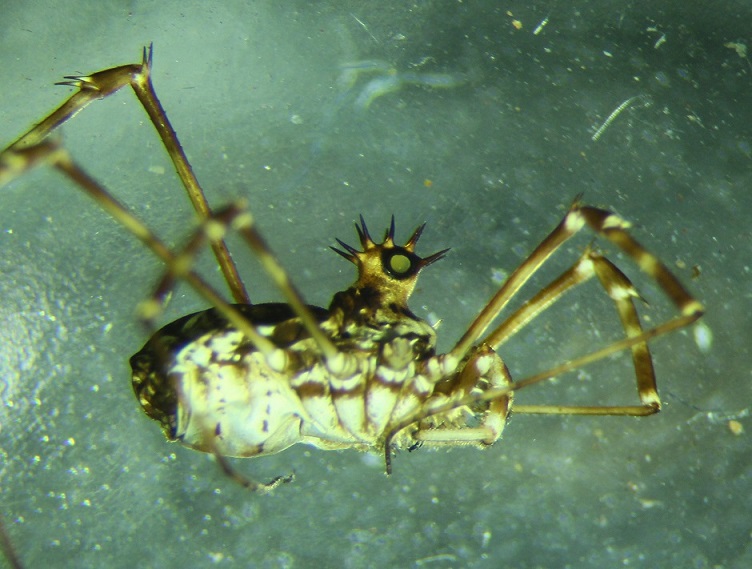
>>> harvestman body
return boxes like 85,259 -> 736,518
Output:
0,46 -> 704,496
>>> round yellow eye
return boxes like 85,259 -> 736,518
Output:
389,254 -> 411,274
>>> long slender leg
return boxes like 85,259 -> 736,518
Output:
5,139 -> 281,362
500,251 -> 660,415
230,208 -> 343,362
140,200 -> 340,362
384,203 -> 704,472
1,47 -> 345,370
450,200 -> 703,362
12,137 -> 344,368
21,141 -> 294,490
448,201 -> 702,412
384,310 -> 697,473
480,249 -> 659,414
482,206 -> 702,415
1,45 -> 249,304
449,198 -> 584,361
484,248 -> 600,348
213,450 -> 294,493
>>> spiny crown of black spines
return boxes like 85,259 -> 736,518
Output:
331,215 -> 449,305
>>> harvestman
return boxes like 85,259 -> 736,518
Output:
0,47 -> 704,499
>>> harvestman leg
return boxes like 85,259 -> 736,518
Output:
1,141 -> 277,360
140,200 -> 339,362
474,201 -> 704,415
1,144 -> 356,491
0,45 -> 344,368
0,47 -> 364,491
0,44 -> 249,304
1,141 -> 294,491
2,140 -> 347,491
383,201 -> 704,472
486,248 -> 663,415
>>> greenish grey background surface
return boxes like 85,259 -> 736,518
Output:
0,1 -> 748,568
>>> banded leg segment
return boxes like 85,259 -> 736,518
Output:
140,200 -> 340,362
385,302 -> 701,474
448,201 -> 702,416
481,248 -> 661,415
30,142 -> 297,492
24,142 -> 281,361
0,45 -> 249,304
499,251 -> 661,415
452,200 -> 702,362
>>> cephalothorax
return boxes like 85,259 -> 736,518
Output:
0,46 -> 704,494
